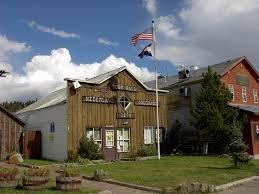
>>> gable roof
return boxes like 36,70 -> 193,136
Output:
229,103 -> 259,115
145,56 -> 257,89
0,106 -> 25,126
16,88 -> 66,115
65,66 -> 168,93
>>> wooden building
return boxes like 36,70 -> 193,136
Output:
65,67 -> 168,160
0,106 -> 25,159
146,56 -> 259,158
17,67 -> 168,161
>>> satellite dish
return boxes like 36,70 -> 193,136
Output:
73,81 -> 81,89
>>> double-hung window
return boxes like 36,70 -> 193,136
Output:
86,128 -> 102,148
228,84 -> 234,101
144,126 -> 153,144
242,86 -> 247,102
117,128 -> 130,152
253,89 -> 258,103
155,128 -> 163,143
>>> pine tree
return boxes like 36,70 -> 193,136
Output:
191,67 -> 245,153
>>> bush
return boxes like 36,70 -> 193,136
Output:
66,150 -> 80,163
0,167 -> 19,179
137,146 -> 157,157
77,138 -> 102,160
62,167 -> 80,177
24,167 -> 50,177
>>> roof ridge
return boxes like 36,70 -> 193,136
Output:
88,66 -> 126,81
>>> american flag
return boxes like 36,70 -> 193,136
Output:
131,27 -> 153,46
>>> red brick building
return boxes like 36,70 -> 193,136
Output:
146,56 -> 259,157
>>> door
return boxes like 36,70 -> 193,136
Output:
102,129 -> 116,161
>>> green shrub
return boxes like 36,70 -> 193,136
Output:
137,146 -> 157,157
62,167 -> 80,177
77,137 -> 102,160
0,167 -> 19,179
24,167 -> 50,177
66,150 -> 80,163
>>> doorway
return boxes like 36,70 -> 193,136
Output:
102,128 -> 116,161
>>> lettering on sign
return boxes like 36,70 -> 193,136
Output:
111,84 -> 138,92
116,112 -> 135,119
82,96 -> 116,104
134,100 -> 158,107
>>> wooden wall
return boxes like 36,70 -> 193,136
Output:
0,108 -> 24,159
67,70 -> 167,155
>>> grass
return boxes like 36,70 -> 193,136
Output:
22,159 -> 60,166
79,156 -> 259,188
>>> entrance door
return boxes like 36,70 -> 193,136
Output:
102,129 -> 116,161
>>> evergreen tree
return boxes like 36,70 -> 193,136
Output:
0,100 -> 36,113
191,67 -> 245,153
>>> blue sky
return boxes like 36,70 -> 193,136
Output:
0,0 -> 181,76
1,0 -> 259,101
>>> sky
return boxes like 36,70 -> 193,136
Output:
1,0 -> 259,101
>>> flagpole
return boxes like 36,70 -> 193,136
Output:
152,20 -> 160,160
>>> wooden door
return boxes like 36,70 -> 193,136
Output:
102,129 -> 116,161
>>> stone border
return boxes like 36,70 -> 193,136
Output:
215,176 -> 259,191
82,175 -> 162,193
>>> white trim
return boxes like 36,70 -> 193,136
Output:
117,128 -> 130,152
242,86 -> 247,102
228,84 -> 234,101
253,89 -> 258,103
105,130 -> 114,148
144,126 -> 153,144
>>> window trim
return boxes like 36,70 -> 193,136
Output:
242,86 -> 247,102
118,95 -> 132,110
144,126 -> 154,144
155,127 -> 163,143
256,124 -> 259,139
86,128 -> 102,147
105,129 -> 114,148
228,84 -> 234,101
117,128 -> 130,152
253,89 -> 258,103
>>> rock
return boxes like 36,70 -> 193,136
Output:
176,183 -> 189,194
98,190 -> 112,194
162,187 -> 177,194
208,185 -> 215,193
93,169 -> 106,181
9,153 -> 23,164
200,183 -> 209,193
191,182 -> 201,192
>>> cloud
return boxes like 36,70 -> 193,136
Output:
0,48 -> 155,102
23,20 -> 80,39
97,37 -> 119,46
143,0 -> 157,16
153,0 -> 259,67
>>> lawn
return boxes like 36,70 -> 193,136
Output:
22,159 -> 60,166
79,156 -> 259,188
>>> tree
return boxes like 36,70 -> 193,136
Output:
190,67 -> 245,153
0,100 -> 36,113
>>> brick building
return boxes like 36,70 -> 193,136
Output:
146,56 -> 259,157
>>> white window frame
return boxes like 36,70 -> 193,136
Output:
144,126 -> 153,144
228,84 -> 234,101
86,128 -> 102,147
253,89 -> 258,103
105,130 -> 114,148
117,128 -> 130,152
155,128 -> 163,143
118,95 -> 131,110
242,86 -> 247,102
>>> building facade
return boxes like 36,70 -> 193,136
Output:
17,67 -> 168,161
146,56 -> 259,157
0,106 -> 25,159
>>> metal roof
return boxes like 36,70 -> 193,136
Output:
65,66 -> 169,93
145,57 -> 242,89
16,88 -> 66,114
229,103 -> 259,114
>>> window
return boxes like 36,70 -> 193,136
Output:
256,125 -> 259,138
49,122 -> 55,133
228,84 -> 234,101
117,128 -> 130,152
155,128 -> 163,143
144,126 -> 153,144
86,128 -> 102,148
119,96 -> 131,110
242,86 -> 247,102
106,130 -> 114,147
253,89 -> 258,103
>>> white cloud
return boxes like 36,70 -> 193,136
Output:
23,20 -> 80,39
97,37 -> 118,46
153,0 -> 259,67
143,0 -> 157,16
0,48 -> 155,101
